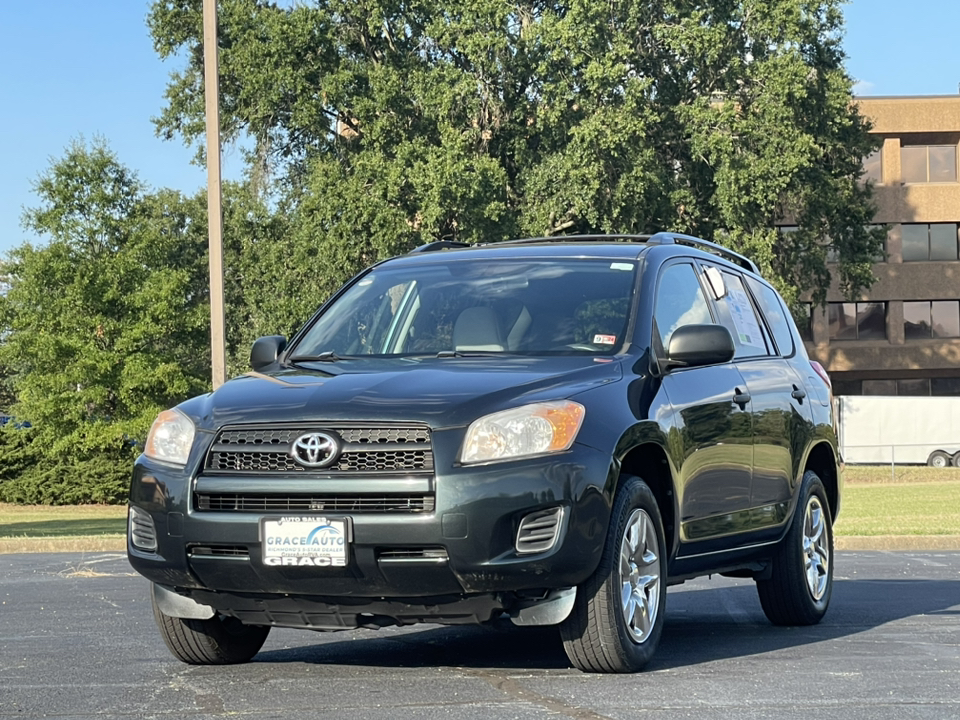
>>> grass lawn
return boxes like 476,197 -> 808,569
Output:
0,503 -> 127,538
0,504 -> 127,553
843,465 -> 960,485
835,481 -> 960,536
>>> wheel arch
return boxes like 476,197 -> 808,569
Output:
618,443 -> 677,561
804,441 -> 840,522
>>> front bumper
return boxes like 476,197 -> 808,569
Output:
128,437 -> 614,623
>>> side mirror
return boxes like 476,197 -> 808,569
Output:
250,335 -> 287,371
666,324 -> 735,369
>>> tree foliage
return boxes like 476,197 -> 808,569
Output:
0,139 -> 287,502
0,1 -> 888,503
0,141 -> 217,503
149,0 -> 883,307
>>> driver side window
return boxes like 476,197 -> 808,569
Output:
654,263 -> 712,350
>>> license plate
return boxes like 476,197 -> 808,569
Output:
260,516 -> 350,567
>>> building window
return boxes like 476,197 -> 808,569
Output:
840,377 -> 960,397
897,378 -> 931,396
862,379 -> 897,396
904,300 -> 960,339
901,223 -> 960,261
901,145 -> 958,183
932,378 -> 960,396
862,149 -> 882,184
828,302 -> 886,340
831,379 -> 862,396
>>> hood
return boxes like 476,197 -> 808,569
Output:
181,356 -> 623,430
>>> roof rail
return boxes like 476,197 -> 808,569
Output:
499,234 -> 653,246
646,232 -> 759,273
409,240 -> 471,253
409,233 -> 759,273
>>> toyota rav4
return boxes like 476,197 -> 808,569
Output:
128,233 -> 841,673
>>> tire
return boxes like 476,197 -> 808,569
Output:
560,476 -> 667,673
756,470 -> 833,626
952,453 -> 960,469
151,589 -> 270,665
927,451 -> 951,468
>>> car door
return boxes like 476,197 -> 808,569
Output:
704,265 -> 804,526
653,262 -> 754,545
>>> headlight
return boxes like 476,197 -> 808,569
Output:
460,401 -> 585,465
144,408 -> 196,466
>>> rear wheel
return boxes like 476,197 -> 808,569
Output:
151,590 -> 270,665
560,476 -> 666,673
928,451 -> 951,468
756,470 -> 833,626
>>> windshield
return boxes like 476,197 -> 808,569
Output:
291,258 -> 638,358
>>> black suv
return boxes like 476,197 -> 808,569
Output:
128,233 -> 840,673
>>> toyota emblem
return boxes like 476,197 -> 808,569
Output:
291,431 -> 341,468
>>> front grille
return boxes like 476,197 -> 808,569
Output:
195,493 -> 435,514
205,424 -> 433,473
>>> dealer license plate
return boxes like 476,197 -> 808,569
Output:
260,516 -> 350,567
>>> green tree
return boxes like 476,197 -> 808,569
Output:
0,140 -> 214,503
149,0 -> 883,307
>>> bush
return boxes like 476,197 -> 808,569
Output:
0,423 -> 137,505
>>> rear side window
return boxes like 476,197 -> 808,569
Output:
710,270 -> 769,359
745,276 -> 796,357
654,263 -> 712,350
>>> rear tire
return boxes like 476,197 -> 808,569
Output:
560,476 -> 666,673
928,451 -> 951,468
151,590 -> 270,665
756,470 -> 833,626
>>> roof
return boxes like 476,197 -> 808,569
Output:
402,233 -> 760,273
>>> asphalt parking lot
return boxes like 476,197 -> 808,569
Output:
1,551 -> 958,719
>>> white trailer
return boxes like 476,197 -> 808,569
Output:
837,395 -> 960,467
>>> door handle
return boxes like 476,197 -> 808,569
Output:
733,389 -> 751,410
791,385 -> 806,402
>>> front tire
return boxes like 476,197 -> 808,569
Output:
151,590 -> 270,665
560,476 -> 666,673
928,450 -> 951,468
756,470 -> 833,626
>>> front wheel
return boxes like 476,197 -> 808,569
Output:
560,476 -> 666,673
756,470 -> 834,626
151,589 -> 270,665
928,450 -> 951,468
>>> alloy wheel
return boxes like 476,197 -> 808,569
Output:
803,496 -> 830,601
619,509 -> 661,643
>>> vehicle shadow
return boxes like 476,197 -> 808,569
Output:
254,577 -> 960,671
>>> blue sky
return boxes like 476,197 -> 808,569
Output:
2,0 -> 958,256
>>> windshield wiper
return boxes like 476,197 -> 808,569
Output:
436,350 -> 510,358
288,351 -> 344,363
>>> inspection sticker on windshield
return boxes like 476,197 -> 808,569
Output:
261,516 -> 349,567
593,334 -> 617,345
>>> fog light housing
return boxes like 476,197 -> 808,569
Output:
129,506 -> 158,552
516,507 -> 564,555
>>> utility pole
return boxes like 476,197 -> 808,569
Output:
203,0 -> 227,389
